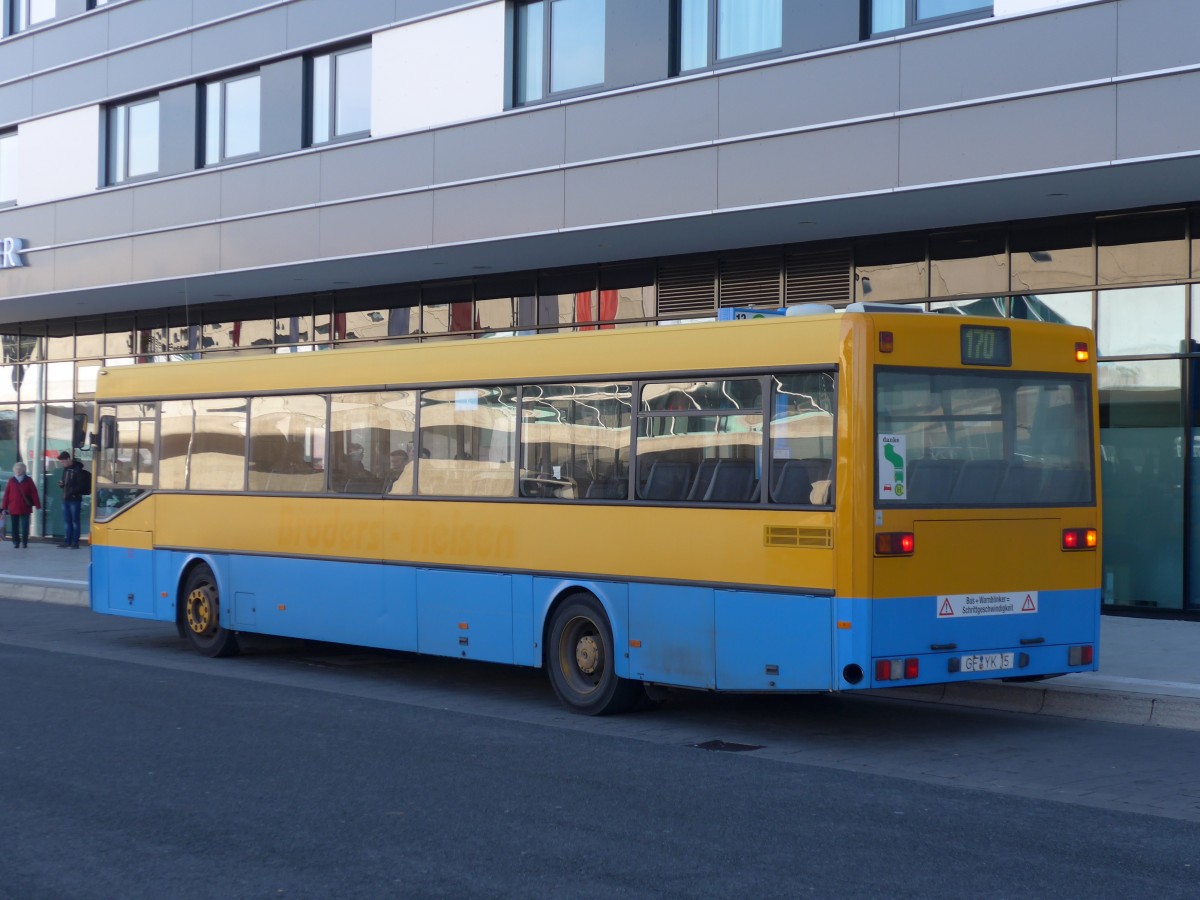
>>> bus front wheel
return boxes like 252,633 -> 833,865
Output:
181,565 -> 240,659
546,594 -> 642,715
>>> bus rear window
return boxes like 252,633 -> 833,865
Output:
876,369 -> 1093,507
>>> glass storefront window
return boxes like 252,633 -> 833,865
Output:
1098,286 -> 1185,357
929,229 -> 1007,298
1097,211 -> 1187,285
1100,359 -> 1183,609
855,236 -> 927,302
1010,219 -> 1095,292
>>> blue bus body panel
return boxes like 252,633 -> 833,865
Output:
715,591 -> 833,690
91,545 -> 158,619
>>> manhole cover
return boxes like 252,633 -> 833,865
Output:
689,740 -> 763,753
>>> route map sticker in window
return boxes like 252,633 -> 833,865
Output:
878,434 -> 905,500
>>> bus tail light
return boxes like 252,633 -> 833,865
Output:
876,532 -> 915,556
875,658 -> 920,681
1075,342 -> 1090,362
1062,528 -> 1097,550
1068,645 -> 1094,666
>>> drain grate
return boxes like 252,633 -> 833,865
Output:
689,740 -> 764,753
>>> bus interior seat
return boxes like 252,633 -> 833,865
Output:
688,458 -> 720,500
704,460 -> 756,502
952,459 -> 1007,503
798,458 -> 832,484
772,460 -> 814,505
585,479 -> 627,499
995,462 -> 1044,503
1042,467 -> 1090,503
907,458 -> 964,503
641,461 -> 692,500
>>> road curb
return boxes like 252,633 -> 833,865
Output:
874,677 -> 1200,731
0,577 -> 88,607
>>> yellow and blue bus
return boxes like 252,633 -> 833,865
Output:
89,306 -> 1100,714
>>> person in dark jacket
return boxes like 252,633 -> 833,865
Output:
2,461 -> 40,548
56,451 -> 89,549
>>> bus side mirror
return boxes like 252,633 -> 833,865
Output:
73,413 -> 89,449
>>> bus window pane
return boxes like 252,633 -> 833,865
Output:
330,391 -> 416,495
520,382 -> 632,500
769,372 -> 836,505
248,395 -> 326,493
417,386 -> 517,497
189,399 -> 247,491
637,378 -> 763,503
159,400 -> 191,489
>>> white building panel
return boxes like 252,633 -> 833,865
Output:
995,0 -> 1089,15
372,3 -> 506,137
19,107 -> 101,206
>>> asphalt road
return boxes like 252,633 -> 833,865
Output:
2,599 -> 1198,899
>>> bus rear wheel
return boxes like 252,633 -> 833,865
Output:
181,565 -> 240,658
546,594 -> 642,715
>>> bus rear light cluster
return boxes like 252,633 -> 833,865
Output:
1062,528 -> 1098,550
876,658 -> 919,681
1068,645 -> 1094,666
875,532 -> 915,556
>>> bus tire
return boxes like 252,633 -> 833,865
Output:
181,565 -> 240,659
546,594 -> 642,715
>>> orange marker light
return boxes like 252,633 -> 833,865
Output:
1075,342 -> 1090,362
879,331 -> 894,353
629,639 -> 642,648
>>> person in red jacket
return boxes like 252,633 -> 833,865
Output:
2,461 -> 41,548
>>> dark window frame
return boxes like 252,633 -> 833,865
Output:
511,0 -> 607,108
202,70 -> 262,167
864,0 -> 992,38
672,0 -> 785,76
105,94 -> 161,186
307,43 -> 372,147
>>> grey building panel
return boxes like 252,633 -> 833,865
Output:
318,133 -> 435,202
432,171 -> 564,245
604,0 -> 670,90
717,120 -> 900,209
54,190 -> 134,245
0,32 -> 32,84
106,35 -> 194,100
898,3 -> 1118,110
53,238 -> 132,291
394,1 -> 458,23
433,107 -> 564,184
786,0 -> 862,55
219,209 -> 321,270
158,85 -> 200,178
0,82 -> 34,129
191,7 -> 289,75
192,0 -> 275,27
899,87 -> 1118,187
57,1 -> 90,18
1116,71 -> 1200,160
0,202 -> 56,250
31,59 -> 107,115
1117,0 -> 1200,75
107,0 -> 193,49
259,57 -> 305,158
220,153 -> 321,219
564,79 -> 717,164
285,0 -> 397,49
318,193 -> 434,258
564,148 -> 718,228
31,12 -> 109,72
717,45 -> 899,140
0,248 -> 55,297
131,225 -> 222,282
131,174 -> 222,232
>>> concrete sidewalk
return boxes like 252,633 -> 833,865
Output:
3,539 -> 1199,730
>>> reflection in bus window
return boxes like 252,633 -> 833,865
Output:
95,402 -> 157,516
159,398 -> 247,491
637,379 -> 763,503
770,372 -> 836,505
248,395 -> 326,493
330,391 -> 416,495
418,386 -> 517,497
520,382 -> 632,500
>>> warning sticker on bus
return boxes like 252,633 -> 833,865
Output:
937,591 -> 1038,618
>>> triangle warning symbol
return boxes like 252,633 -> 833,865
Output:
938,598 -> 954,617
1022,594 -> 1036,612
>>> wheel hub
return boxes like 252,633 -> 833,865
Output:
575,635 -> 601,675
186,586 -> 214,635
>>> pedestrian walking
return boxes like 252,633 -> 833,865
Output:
56,450 -> 90,549
1,461 -> 40,548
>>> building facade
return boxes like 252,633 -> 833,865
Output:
0,0 -> 1196,615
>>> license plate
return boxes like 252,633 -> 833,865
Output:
960,652 -> 1014,673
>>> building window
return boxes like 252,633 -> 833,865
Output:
106,97 -> 159,185
204,72 -> 261,166
868,0 -> 991,35
676,0 -> 782,73
310,45 -> 371,145
6,0 -> 53,34
513,0 -> 606,106
0,131 -> 16,205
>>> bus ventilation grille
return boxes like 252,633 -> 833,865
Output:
764,526 -> 832,549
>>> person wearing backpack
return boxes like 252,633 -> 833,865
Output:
2,461 -> 40,548
57,450 -> 89,549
